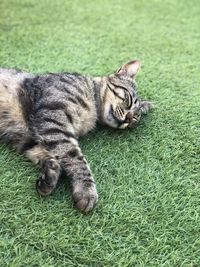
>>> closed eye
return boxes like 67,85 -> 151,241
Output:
125,91 -> 132,109
108,83 -> 133,109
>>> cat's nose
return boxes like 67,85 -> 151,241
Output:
125,112 -> 133,123
125,110 -> 140,123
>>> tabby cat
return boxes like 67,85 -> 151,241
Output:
0,60 -> 152,212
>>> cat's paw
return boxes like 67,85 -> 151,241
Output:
36,158 -> 61,196
36,174 -> 55,196
72,180 -> 98,213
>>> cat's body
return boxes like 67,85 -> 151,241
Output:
0,60 -> 152,212
0,68 -> 97,146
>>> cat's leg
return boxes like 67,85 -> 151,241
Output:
24,144 -> 61,196
59,138 -> 98,213
24,140 -> 98,212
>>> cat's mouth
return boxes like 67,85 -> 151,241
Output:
109,105 -> 140,128
128,117 -> 139,128
131,116 -> 139,122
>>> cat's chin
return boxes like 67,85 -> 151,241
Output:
104,105 -> 119,128
119,123 -> 129,129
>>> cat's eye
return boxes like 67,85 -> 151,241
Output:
124,92 -> 131,108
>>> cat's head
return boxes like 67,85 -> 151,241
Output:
100,60 -> 153,129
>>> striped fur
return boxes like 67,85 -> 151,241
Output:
0,60 -> 152,212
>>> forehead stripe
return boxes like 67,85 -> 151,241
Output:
109,81 -> 129,92
107,83 -> 125,101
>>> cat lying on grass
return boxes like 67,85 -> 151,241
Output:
0,60 -> 152,212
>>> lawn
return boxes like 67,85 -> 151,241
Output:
0,0 -> 199,266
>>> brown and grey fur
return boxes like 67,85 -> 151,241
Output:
0,60 -> 152,212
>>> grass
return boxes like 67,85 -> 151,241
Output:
0,0 -> 199,266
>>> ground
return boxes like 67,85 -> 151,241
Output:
0,0 -> 199,266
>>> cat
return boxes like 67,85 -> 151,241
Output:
0,60 -> 152,212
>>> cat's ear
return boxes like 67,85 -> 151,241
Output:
116,60 -> 140,79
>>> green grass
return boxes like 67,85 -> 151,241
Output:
0,0 -> 199,266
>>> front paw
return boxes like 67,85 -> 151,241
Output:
36,174 -> 55,196
72,180 -> 98,213
36,158 -> 61,196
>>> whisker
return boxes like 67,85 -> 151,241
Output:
117,105 -> 124,118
